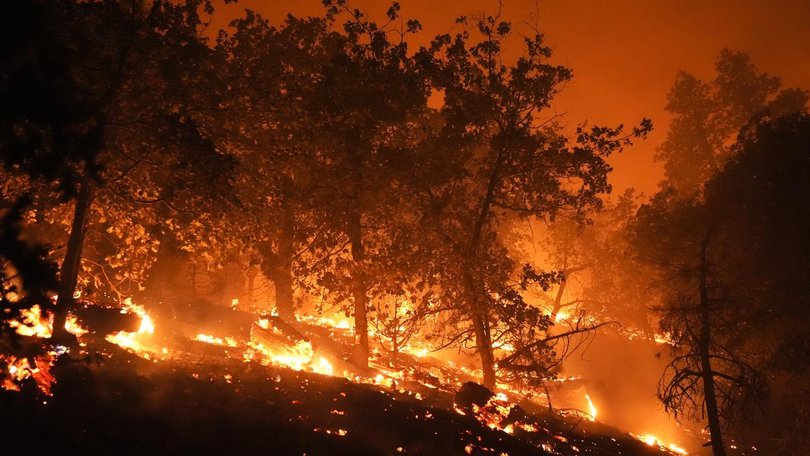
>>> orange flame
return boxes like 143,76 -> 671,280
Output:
195,333 -> 238,347
634,433 -> 689,455
105,298 -> 158,358
584,393 -> 598,421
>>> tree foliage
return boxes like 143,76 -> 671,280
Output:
657,49 -> 808,196
635,54 -> 809,452
412,10 -> 650,387
2,0 -> 652,395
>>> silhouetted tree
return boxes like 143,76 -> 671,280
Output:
632,51 -> 809,455
302,0 -> 429,368
657,49 -> 808,196
2,0 -> 234,342
701,112 -> 810,454
633,192 -> 767,456
214,12 -> 333,320
0,0 -> 103,345
419,10 -> 650,388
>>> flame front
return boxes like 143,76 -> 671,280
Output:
105,298 -> 158,357
249,339 -> 315,372
634,433 -> 689,455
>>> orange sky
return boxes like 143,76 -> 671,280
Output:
211,0 -> 810,194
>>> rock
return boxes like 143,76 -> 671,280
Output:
454,381 -> 494,412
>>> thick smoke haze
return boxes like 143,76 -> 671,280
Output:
3,1 -> 807,454
204,4 -> 810,451
213,0 -> 810,193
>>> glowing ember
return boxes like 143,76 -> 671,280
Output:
466,393 -> 518,433
195,333 -> 238,347
1,353 -> 56,395
634,433 -> 689,455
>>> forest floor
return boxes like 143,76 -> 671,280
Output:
0,303 -> 678,455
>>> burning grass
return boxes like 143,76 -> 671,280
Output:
0,342 -> 676,455
1,298 -> 694,455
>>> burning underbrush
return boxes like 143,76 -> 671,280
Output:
1,299 -> 692,455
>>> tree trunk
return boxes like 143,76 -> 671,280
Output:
464,265 -> 496,388
52,180 -> 93,343
191,261 -> 197,300
273,199 -> 296,320
345,141 -> 369,369
391,309 -> 400,364
247,266 -> 256,307
271,265 -> 294,321
472,309 -> 496,388
698,237 -> 726,456
457,164 -> 496,384
463,154 -> 503,388
550,252 -> 569,320
550,276 -> 568,320
349,207 -> 369,369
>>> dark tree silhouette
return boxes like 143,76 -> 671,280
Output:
633,110 -> 809,456
417,10 -> 650,388
703,112 -> 810,454
1,0 -> 234,343
656,49 -> 808,196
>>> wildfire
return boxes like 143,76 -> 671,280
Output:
1,353 -> 56,395
634,433 -> 689,455
246,341 -> 335,377
248,339 -> 315,371
195,333 -> 238,347
298,314 -> 353,332
2,298 -> 699,455
471,393 -> 516,431
1,302 -> 93,394
653,332 -> 675,345
584,393 -> 598,421
9,304 -> 52,338
7,304 -> 88,340
403,346 -> 430,358
247,317 -> 347,378
313,357 -> 334,376
554,309 -> 570,323
105,298 -> 158,357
